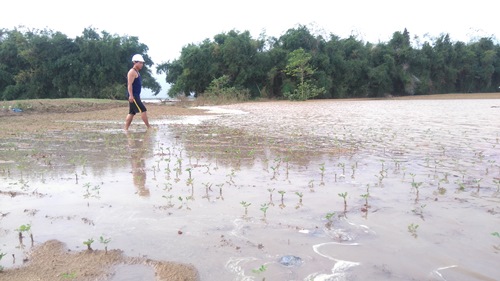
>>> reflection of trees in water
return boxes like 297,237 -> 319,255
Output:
170,124 -> 355,172
127,131 -> 154,197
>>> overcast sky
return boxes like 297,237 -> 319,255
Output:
2,0 -> 498,97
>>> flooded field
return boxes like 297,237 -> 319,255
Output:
1,97 -> 500,280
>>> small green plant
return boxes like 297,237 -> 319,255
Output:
252,264 -> 268,280
455,179 -> 466,191
295,192 -> 303,205
338,192 -> 348,211
493,232 -> 500,250
338,162 -> 345,175
260,203 -> 269,219
61,272 -> 77,279
409,173 -> 416,183
411,182 -> 423,202
99,236 -> 111,254
360,193 -> 369,208
319,163 -> 325,184
408,223 -> 419,238
325,212 -> 335,222
473,178 -> 482,192
240,201 -> 251,216
412,204 -> 427,220
325,212 -> 335,229
83,238 -> 94,251
308,180 -> 315,192
185,167 -> 192,179
278,190 -> 286,203
83,183 -> 101,199
267,188 -> 275,203
0,251 -> 6,272
16,224 -> 33,245
494,179 -> 500,192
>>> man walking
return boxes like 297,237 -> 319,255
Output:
125,54 -> 152,130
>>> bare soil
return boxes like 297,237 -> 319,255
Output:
0,240 -> 198,281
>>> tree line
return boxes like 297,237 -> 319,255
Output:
160,26 -> 500,99
0,27 -> 160,100
1,25 -> 499,101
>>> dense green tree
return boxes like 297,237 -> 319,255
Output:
0,27 -> 158,100
1,25 -> 500,101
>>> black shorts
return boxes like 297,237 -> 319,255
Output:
129,97 -> 147,115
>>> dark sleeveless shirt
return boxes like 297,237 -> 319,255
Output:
132,70 -> 142,98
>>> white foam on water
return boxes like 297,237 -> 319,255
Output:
225,256 -> 258,281
308,242 -> 360,281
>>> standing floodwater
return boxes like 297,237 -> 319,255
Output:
1,98 -> 499,280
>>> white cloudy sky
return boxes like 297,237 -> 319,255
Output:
2,0 -> 498,96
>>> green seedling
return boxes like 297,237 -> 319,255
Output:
338,162 -> 345,175
295,192 -> 303,208
270,166 -> 278,180
186,167 -> 192,179
0,251 -> 6,272
61,272 -> 77,279
473,178 -> 482,192
283,156 -> 290,178
186,177 -> 194,188
455,179 -> 466,191
325,212 -> 335,222
99,236 -> 111,254
83,238 -> 94,251
408,223 -> 419,238
267,188 -> 275,203
360,193 -> 369,208
252,264 -> 268,274
412,204 -> 427,220
278,190 -> 286,203
494,179 -> 500,193
308,180 -> 315,192
226,169 -> 236,185
162,194 -> 175,208
152,164 -> 157,180
240,201 -> 251,216
411,182 -> 423,202
202,182 -> 213,200
260,203 -> 269,219
16,224 -> 33,246
325,212 -> 335,229
338,192 -> 348,211
83,183 -> 101,199
409,173 -> 416,183
204,163 -> 212,175
492,231 -> 500,250
375,172 -> 384,186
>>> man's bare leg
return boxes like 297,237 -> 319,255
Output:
125,114 -> 134,131
141,112 -> 152,129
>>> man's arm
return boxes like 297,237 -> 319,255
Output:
127,69 -> 136,102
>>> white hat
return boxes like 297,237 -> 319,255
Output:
131,54 -> 145,62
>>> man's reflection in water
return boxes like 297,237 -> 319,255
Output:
126,131 -> 153,197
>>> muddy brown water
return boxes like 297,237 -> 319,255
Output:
1,97 -> 500,280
